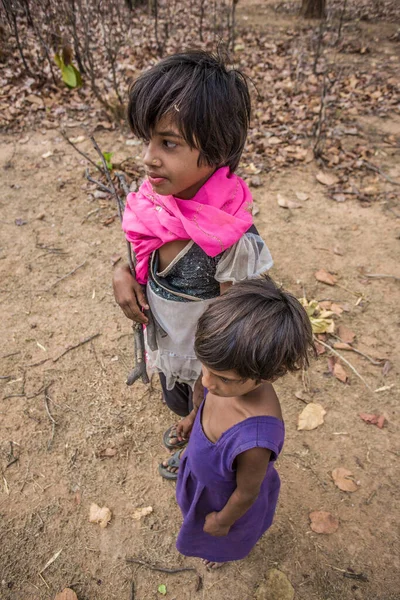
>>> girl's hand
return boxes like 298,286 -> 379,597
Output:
112,264 -> 149,324
175,412 -> 196,440
203,512 -> 231,537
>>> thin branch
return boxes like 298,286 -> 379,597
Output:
44,386 -> 57,450
315,337 -> 372,391
53,333 -> 100,363
47,261 -> 87,291
126,558 -> 202,591
85,168 -> 111,193
61,130 -> 103,174
362,160 -> 400,186
363,273 -> 400,282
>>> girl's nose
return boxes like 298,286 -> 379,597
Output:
143,142 -> 161,168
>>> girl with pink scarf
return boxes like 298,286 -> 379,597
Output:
113,51 -> 273,478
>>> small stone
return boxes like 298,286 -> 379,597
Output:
250,175 -> 262,188
255,569 -> 294,600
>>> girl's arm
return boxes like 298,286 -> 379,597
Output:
203,447 -> 272,537
175,374 -> 204,439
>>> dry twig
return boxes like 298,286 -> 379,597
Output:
126,557 -> 202,592
44,386 -> 57,450
53,333 -> 100,363
314,337 -> 372,391
47,260 -> 87,291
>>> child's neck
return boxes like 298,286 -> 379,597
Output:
174,168 -> 217,200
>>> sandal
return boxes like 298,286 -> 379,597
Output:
163,425 -> 187,451
158,449 -> 184,481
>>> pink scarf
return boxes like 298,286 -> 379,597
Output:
122,167 -> 253,284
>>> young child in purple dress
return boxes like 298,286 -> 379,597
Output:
170,277 -> 314,567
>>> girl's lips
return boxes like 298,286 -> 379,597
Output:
148,175 -> 168,186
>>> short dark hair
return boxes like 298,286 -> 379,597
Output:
127,50 -> 251,172
195,277 -> 315,382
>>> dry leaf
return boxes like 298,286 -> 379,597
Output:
277,193 -> 302,209
333,362 -> 348,383
309,511 -> 339,534
132,506 -> 153,521
316,171 -> 339,186
42,150 -> 54,159
330,303 -> 344,316
70,135 -> 85,144
332,468 -> 359,492
295,191 -> 309,201
315,341 -> 326,355
382,360 -> 391,376
315,269 -> 337,286
332,193 -> 346,202
255,569 -> 294,600
298,403 -> 326,431
54,590 -> 78,600
294,390 -> 309,403
338,325 -> 355,344
359,413 -> 386,429
89,503 -> 112,528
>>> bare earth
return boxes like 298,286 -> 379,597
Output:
1,3 -> 399,600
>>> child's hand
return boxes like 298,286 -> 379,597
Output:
203,512 -> 231,537
112,264 -> 149,324
175,412 -> 196,440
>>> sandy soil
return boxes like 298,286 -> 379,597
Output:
1,2 -> 399,600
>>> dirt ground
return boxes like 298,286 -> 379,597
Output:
1,2 -> 400,600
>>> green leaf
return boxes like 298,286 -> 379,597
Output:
157,584 -> 167,595
102,152 -> 113,170
54,53 -> 82,89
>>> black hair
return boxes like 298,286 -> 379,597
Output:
195,277 -> 315,382
127,50 -> 251,172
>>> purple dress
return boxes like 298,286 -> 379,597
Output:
176,401 -> 285,562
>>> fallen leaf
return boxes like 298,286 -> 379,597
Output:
315,269 -> 337,286
42,150 -> 54,159
330,303 -> 344,316
316,171 -> 339,186
333,245 -> 343,256
70,135 -> 86,144
295,191 -> 309,201
315,341 -> 326,355
382,360 -> 391,376
298,403 -> 326,430
333,362 -> 348,383
359,413 -> 386,429
277,193 -> 302,209
54,590 -> 78,600
309,511 -> 339,534
132,506 -> 153,521
332,467 -> 359,492
337,325 -> 355,344
332,193 -> 346,202
89,503 -> 112,528
102,216 -> 117,226
19,136 -> 30,144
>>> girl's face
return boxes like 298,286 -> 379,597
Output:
201,364 -> 262,398
142,115 -> 216,199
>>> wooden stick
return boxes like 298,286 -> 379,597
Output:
47,261 -> 87,291
53,333 -> 100,363
314,337 -> 372,391
363,273 -> 400,282
126,558 -> 202,591
61,130 -> 103,174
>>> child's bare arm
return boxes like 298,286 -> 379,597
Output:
112,263 -> 149,324
175,375 -> 204,439
203,447 -> 271,537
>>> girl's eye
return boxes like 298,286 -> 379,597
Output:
163,140 -> 177,149
220,377 -> 231,383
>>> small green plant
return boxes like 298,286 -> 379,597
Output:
157,584 -> 167,595
54,45 -> 82,89
102,152 -> 113,170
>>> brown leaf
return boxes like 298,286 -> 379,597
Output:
315,341 -> 326,355
54,590 -> 78,600
297,403 -> 326,431
132,506 -> 153,520
338,325 -> 355,344
382,360 -> 391,377
277,194 -> 302,209
315,269 -> 337,286
316,171 -> 339,186
332,467 -> 359,492
330,303 -> 344,316
333,362 -> 348,383
89,503 -> 112,528
359,413 -> 386,429
309,511 -> 339,534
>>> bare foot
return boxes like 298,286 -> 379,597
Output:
201,559 -> 227,570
